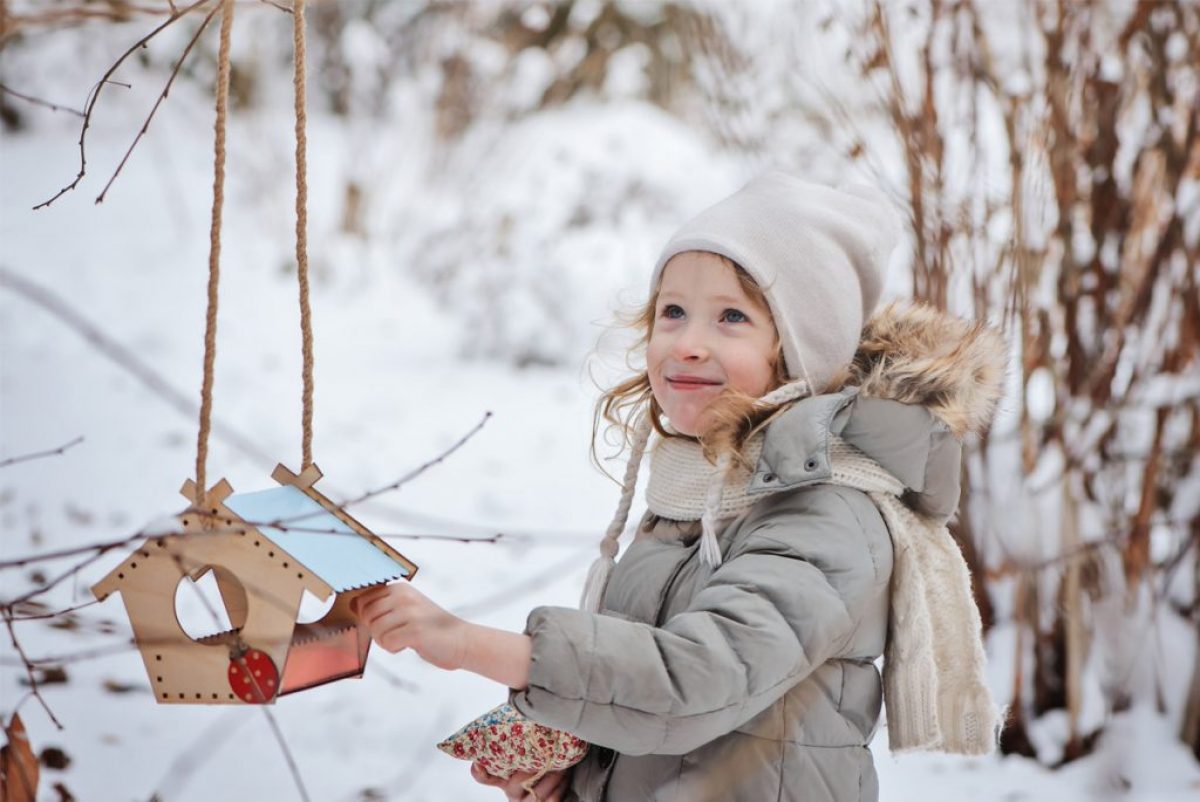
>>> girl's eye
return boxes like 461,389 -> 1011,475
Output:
661,304 -> 685,320
721,308 -> 749,324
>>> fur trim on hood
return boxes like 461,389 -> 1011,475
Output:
849,302 -> 1010,438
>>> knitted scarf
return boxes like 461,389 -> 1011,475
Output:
643,433 -> 1001,756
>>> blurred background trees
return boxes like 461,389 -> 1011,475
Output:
837,0 -> 1199,765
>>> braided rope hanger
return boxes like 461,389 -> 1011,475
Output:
194,0 -> 314,504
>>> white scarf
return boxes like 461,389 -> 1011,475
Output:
641,432 -> 1000,755
645,434 -> 764,522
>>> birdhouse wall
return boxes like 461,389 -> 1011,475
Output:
280,588 -> 373,695
97,530 -> 331,704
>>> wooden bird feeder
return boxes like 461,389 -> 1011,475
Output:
92,463 -> 417,704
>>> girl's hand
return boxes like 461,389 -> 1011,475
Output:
470,762 -> 572,802
352,582 -> 468,671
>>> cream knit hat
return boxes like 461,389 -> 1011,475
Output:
651,170 -> 901,393
581,171 -> 901,613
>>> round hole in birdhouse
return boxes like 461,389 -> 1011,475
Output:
156,654 -> 162,661
173,565 -> 247,641
296,588 -> 335,624
131,562 -> 137,569
282,561 -> 289,568
268,551 -> 275,558
157,676 -> 163,683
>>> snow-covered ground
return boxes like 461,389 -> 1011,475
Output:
2,5 -> 1198,801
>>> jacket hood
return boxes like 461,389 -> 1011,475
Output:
750,303 -> 1009,523
849,302 -> 1009,439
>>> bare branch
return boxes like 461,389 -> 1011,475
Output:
2,608 -> 64,729
0,83 -> 85,117
33,0 -> 214,210
5,599 -> 103,622
312,412 -> 495,520
95,2 -> 222,204
0,436 -> 85,469
0,267 -> 274,466
7,547 -> 114,606
0,521 -> 502,574
146,709 -> 249,800
261,709 -> 311,802
0,532 -> 159,571
0,640 -> 138,667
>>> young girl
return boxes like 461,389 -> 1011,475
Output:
354,171 -> 1005,801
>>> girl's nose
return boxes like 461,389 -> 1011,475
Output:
671,324 -> 709,361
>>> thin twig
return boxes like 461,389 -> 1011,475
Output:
0,436 -> 85,468
248,522 -> 503,544
33,0 -> 214,210
95,2 -> 222,204
0,531 -> 159,571
145,709 -> 250,802
2,608 -> 64,729
0,640 -> 139,667
364,658 -> 420,693
0,267 -> 275,466
0,522 -> 502,573
0,83 -> 85,117
10,690 -> 35,718
261,708 -> 312,802
0,271 -> 520,545
7,546 -> 116,606
451,546 -> 592,618
280,412 -> 495,528
6,599 -> 102,622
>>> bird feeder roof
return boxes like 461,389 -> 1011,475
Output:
223,484 -> 410,592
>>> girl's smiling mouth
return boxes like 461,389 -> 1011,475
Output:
667,374 -> 724,390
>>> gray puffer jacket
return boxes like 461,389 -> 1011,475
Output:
509,306 -> 998,802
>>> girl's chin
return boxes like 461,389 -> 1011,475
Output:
663,412 -> 709,438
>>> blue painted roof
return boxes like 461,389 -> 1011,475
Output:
223,485 -> 409,592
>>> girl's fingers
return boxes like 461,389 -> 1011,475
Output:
351,585 -> 388,613
469,761 -> 506,787
366,611 -> 413,653
357,594 -> 397,626
527,770 -> 569,802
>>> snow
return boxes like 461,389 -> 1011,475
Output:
2,3 -> 1197,801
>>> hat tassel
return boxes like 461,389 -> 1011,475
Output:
580,415 -> 653,613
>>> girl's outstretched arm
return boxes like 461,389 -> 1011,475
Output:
353,583 -> 533,690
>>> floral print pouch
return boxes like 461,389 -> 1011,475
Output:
437,703 -> 588,798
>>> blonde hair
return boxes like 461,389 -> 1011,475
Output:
591,255 -> 792,474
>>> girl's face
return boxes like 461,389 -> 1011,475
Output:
647,252 -> 779,436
